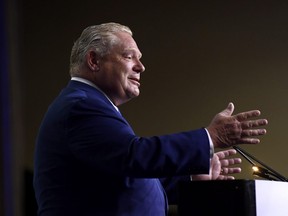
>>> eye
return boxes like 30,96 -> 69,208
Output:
125,55 -> 132,59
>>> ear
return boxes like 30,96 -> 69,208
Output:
86,50 -> 100,72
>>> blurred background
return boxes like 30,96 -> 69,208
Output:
1,0 -> 288,215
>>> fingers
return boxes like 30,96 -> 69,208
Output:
208,149 -> 242,180
236,112 -> 268,139
241,128 -> 267,137
215,149 -> 237,159
241,119 -> 269,129
234,110 -> 261,121
236,137 -> 261,144
217,167 -> 241,180
217,175 -> 235,180
236,128 -> 267,145
228,109 -> 268,145
215,149 -> 242,181
220,167 -> 241,175
220,158 -> 242,167
215,149 -> 242,167
235,111 -> 268,139
235,107 -> 268,134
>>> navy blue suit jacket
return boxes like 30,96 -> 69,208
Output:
33,80 -> 210,216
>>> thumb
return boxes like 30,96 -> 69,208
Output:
220,102 -> 234,116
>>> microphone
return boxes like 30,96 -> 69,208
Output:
233,146 -> 288,182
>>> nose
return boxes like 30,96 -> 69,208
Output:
133,59 -> 145,73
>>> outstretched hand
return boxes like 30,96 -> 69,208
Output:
192,149 -> 241,181
207,102 -> 268,148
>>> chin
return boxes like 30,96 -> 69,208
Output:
128,91 -> 140,99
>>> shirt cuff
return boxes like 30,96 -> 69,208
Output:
204,128 -> 214,159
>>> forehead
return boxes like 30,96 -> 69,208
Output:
113,32 -> 142,57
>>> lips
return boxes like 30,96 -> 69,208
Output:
129,77 -> 140,86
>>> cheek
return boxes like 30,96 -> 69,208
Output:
120,73 -> 128,86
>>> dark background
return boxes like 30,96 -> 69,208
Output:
2,0 -> 288,215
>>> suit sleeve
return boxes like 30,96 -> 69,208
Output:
66,96 -> 211,178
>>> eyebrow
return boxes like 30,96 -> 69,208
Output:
124,48 -> 142,59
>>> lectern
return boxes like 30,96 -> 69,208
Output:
177,179 -> 288,216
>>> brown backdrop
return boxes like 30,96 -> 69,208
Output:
5,0 -> 288,214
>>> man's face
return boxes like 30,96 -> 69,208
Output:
96,32 -> 145,106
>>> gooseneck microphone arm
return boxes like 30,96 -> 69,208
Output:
233,146 -> 288,182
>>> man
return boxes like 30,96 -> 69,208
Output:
33,22 -> 268,216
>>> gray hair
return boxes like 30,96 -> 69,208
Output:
69,22 -> 133,76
